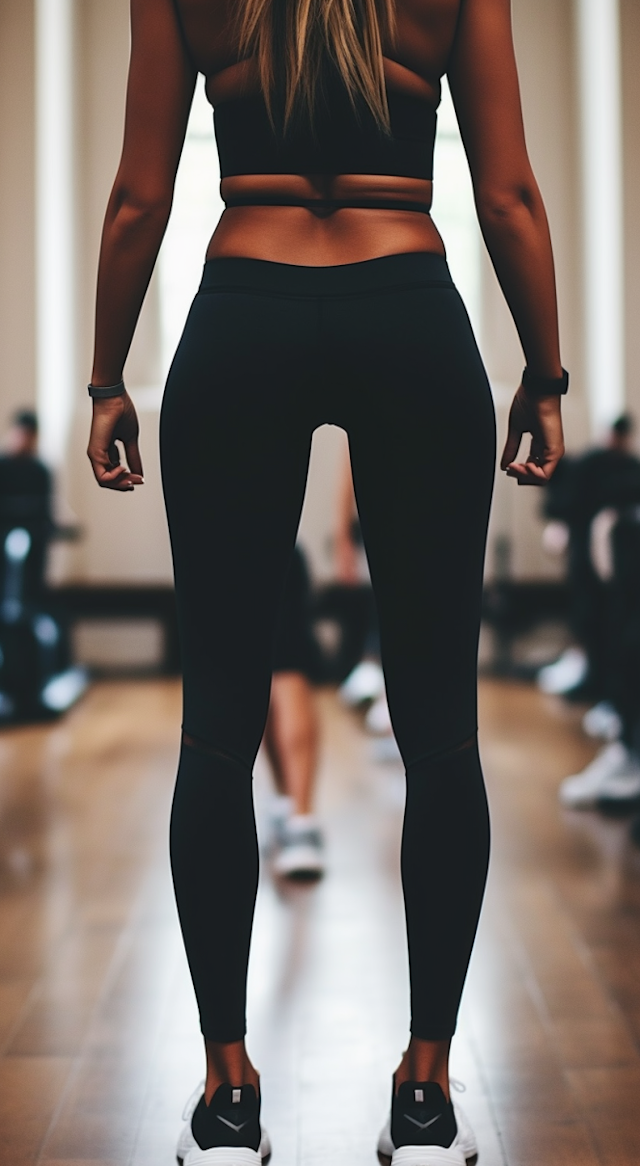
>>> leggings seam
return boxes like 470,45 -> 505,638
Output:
182,732 -> 252,777
406,729 -> 478,772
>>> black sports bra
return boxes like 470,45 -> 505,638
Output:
214,67 -> 438,215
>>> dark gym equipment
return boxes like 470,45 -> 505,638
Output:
0,524 -> 88,723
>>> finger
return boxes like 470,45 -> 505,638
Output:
539,449 -> 564,480
89,456 -> 140,491
506,461 -> 549,487
500,425 -> 522,471
100,472 -> 142,492
93,462 -> 131,488
124,438 -> 144,480
101,467 -> 144,490
108,441 -> 121,467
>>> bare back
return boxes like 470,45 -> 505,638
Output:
175,0 -> 463,265
90,0 -> 564,491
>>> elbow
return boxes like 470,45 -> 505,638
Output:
108,185 -> 173,238
476,181 -> 541,232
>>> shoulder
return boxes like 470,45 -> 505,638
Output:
171,0 -> 239,74
393,0 -> 462,87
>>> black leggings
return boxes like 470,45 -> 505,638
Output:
161,252 -> 495,1043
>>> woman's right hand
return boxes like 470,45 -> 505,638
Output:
87,392 -> 144,491
500,385 -> 565,486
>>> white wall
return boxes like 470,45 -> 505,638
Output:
0,0 -> 36,425
484,0 -> 587,581
61,0 -> 172,584
621,0 -> 640,423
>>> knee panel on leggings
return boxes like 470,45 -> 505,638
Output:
401,737 -> 490,1040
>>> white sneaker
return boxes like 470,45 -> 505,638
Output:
371,735 -> 402,763
338,660 -> 385,707
582,701 -> 622,741
538,647 -> 588,695
366,694 -> 393,735
273,814 -> 324,879
265,794 -> 294,852
377,1081 -> 476,1166
377,1108 -> 476,1164
559,741 -> 640,807
177,1084 -> 271,1166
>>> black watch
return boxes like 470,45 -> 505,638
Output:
88,379 -> 126,399
521,367 -> 569,397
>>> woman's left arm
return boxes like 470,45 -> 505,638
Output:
447,0 -> 565,485
88,0 -> 196,490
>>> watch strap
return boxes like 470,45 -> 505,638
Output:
522,367 -> 569,397
88,379 -> 126,399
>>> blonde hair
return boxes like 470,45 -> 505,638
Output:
238,0 -> 396,131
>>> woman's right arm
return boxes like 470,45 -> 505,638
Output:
88,0 -> 196,490
447,0 -> 565,485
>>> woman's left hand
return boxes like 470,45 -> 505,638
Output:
87,392 -> 144,491
500,385 -> 565,486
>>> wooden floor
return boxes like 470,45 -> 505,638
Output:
1,679 -> 640,1166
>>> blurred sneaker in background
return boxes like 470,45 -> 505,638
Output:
273,814 -> 325,880
365,693 -> 393,735
266,793 -> 294,852
559,741 -> 640,808
338,660 -> 385,707
582,700 -> 622,741
538,647 -> 588,696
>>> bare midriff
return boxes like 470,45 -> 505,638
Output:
207,175 -> 445,267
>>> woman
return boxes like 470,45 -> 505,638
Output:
87,0 -> 566,1162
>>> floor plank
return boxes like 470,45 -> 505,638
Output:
1,678 -> 640,1166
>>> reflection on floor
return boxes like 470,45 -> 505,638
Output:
1,680 -> 640,1166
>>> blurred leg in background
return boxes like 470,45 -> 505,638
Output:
559,506 -> 640,809
264,546 -> 325,879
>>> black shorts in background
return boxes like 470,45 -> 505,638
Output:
273,545 -> 319,679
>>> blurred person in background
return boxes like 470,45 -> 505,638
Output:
334,444 -> 400,755
0,410 -> 86,721
265,545 -> 325,879
85,1 -> 566,1164
334,445 -> 384,705
540,415 -> 640,706
0,410 -> 52,605
537,415 -> 640,808
557,482 -> 640,810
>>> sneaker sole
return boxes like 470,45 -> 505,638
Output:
273,852 -> 324,880
378,1110 -> 476,1163
185,1149 -> 262,1166
390,1146 -> 465,1166
178,1129 -> 271,1165
379,1145 -> 476,1165
560,783 -> 640,808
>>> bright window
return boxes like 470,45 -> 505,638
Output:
159,77 -> 221,379
431,77 -> 481,335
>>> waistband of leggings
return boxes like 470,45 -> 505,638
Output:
198,251 -> 452,297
